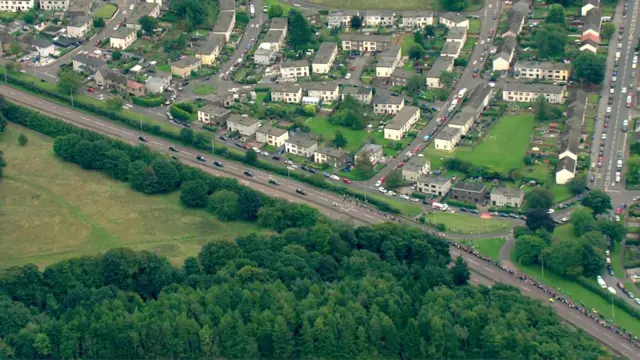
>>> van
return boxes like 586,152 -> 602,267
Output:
606,257 -> 612,264
166,112 -> 174,120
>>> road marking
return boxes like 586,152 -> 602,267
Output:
452,251 -> 460,256
183,151 -> 192,155
620,343 -> 632,351
81,116 -> 90,120
317,195 -> 328,201
467,258 -> 479,265
605,333 -> 615,340
363,213 -> 375,219
151,140 -> 161,145
483,266 -> 495,273
122,131 -> 133,136
107,126 -> 117,130
520,286 -> 531,292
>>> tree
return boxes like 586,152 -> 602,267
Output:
413,32 -> 424,47
112,51 -> 122,61
56,71 -> 83,95
93,17 -> 105,28
17,133 -> 27,146
546,4 -> 566,25
534,96 -> 551,121
105,96 -> 124,111
169,0 -> 207,30
180,128 -> 194,144
180,180 -> 209,208
350,16 -> 362,29
8,43 -> 21,56
439,71 -> 455,90
385,169 -> 403,189
101,149 -> 130,181
581,190 -> 612,216
524,188 -> 553,210
0,150 -> 5,178
567,176 -> 587,195
599,219 -> 627,249
355,152 -> 374,176
601,22 -> 615,40
514,235 -> 548,265
439,0 -> 467,11
23,12 -> 35,25
408,44 -> 424,60
534,24 -> 567,59
287,10 -> 312,50
425,25 -> 436,37
572,52 -> 605,85
407,75 -> 424,95
268,4 -> 284,18
450,256 -> 470,285
198,241 -> 242,274
208,189 -> 240,221
333,130 -> 347,148
627,155 -> 640,185
150,158 -> 179,193
139,15 -> 158,34
525,208 -> 555,232
73,140 -> 98,169
571,208 -> 597,236
53,134 -> 82,161
244,149 -> 257,165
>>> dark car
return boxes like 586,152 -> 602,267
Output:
471,209 -> 480,214
171,155 -> 179,161
244,169 -> 253,177
296,188 -> 307,195
196,155 -> 206,162
220,135 -> 228,141
272,155 -> 281,161
168,145 -> 178,152
460,207 -> 468,212
138,136 -> 148,142
214,161 -> 223,167
268,178 -> 280,186
498,213 -> 508,217
234,142 -> 244,148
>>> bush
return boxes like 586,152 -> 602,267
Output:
445,199 -> 477,209
170,105 -> 191,121
412,191 -> 426,200
131,96 -> 165,107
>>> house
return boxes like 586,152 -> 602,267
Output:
314,146 -> 349,168
440,40 -> 463,59
434,126 -> 461,151
126,3 -> 160,30
218,0 -> 235,12
583,8 -> 602,38
446,26 -> 467,43
402,156 -> 430,181
203,93 -> 235,108
328,10 -> 358,28
556,157 -> 578,185
312,42 -> 338,74
580,38 -> 599,54
285,134 -> 318,158
227,115 -> 260,136
270,84 -> 303,103
341,86 -> 373,104
27,38 -> 55,57
502,83 -> 567,103
556,90 -> 587,184
212,13 -> 235,42
195,34 -> 225,65
256,124 -> 289,147
582,0 -> 599,16
363,10 -> 395,27
66,15 -> 92,38
95,68 -> 127,91
447,109 -> 475,135
450,182 -> 487,204
72,54 -> 105,73
426,56 -> 454,89
269,17 -> 288,33
306,82 -> 340,103
66,2 -> 90,16
384,106 -> 420,140
254,46 -> 276,65
171,56 -> 201,78
145,74 -> 171,94
198,104 -> 231,125
376,45 -> 401,77
262,30 -> 285,51
491,187 -> 525,208
0,0 -> 35,12
391,68 -> 416,87
501,10 -> 525,38
280,59 -> 310,79
416,175 -> 452,196
40,0 -> 68,11
439,12 -> 469,29
401,10 -> 434,28
355,143 -> 383,165
110,28 -> 137,50
127,80 -> 146,97
514,61 -> 571,81
492,36 -> 516,71
463,84 -> 494,117
373,94 -> 405,115
341,33 -> 392,52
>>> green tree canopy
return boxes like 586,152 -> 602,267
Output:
139,15 -> 158,34
581,190 -> 612,216
525,188 -> 553,210
534,24 -> 567,59
208,189 -> 240,221
56,71 -> 83,95
546,4 -> 566,25
350,15 -> 362,29
268,4 -> 283,18
287,10 -> 312,50
572,52 -> 606,85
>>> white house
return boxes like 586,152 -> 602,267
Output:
227,115 -> 260,136
280,59 -> 309,80
285,134 -> 318,158
439,12 -> 469,29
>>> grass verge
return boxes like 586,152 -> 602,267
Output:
192,83 -> 216,96
476,237 -> 505,261
94,4 -> 117,19
426,212 -> 513,234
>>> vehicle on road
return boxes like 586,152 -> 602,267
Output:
627,95 -> 632,108
213,161 -> 223,167
87,87 -> 95,93
432,202 -> 449,211
129,4 -> 134,10
345,73 -> 351,79
196,155 -> 206,162
268,177 -> 280,186
296,188 -> 307,195
597,276 -> 607,288
375,180 -> 382,187
138,136 -> 147,142
168,145 -> 178,152
343,178 -> 352,184
244,169 -> 253,177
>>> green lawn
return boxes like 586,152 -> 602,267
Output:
0,125 -> 268,268
94,3 -> 117,19
612,242 -> 625,276
156,63 -> 171,73
468,19 -> 481,34
552,223 -> 580,244
401,34 -> 416,56
427,212 -> 513,234
192,83 -> 215,96
306,116 -> 369,152
477,237 -> 505,261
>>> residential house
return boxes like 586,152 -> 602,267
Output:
434,126 -> 461,151
198,104 -> 231,125
262,29 -> 285,52
375,45 -> 401,77
503,83 -> 567,103
212,13 -> 235,42
127,80 -> 146,97
490,187 -> 525,208
66,2 -> 90,16
254,45 -> 276,65
66,15 -> 92,38
556,90 -> 587,184
203,93 -> 235,107
126,3 -> 160,30
556,157 -> 578,185
426,56 -> 454,88
171,56 -> 201,78
492,36 -> 516,71
447,108 -> 475,135
195,34 -> 224,65
40,0 -> 68,11
416,175 -> 452,196
314,147 -> 349,168
341,33 -> 392,52
583,8 -> 602,38
227,115 -> 260,136
439,12 -> 469,29
145,0 -> 163,8
363,10 -> 395,27
306,82 -> 340,103
145,74 -> 171,94
580,38 -> 599,54
582,0 -> 599,16
355,143 -> 383,165
514,61 -> 571,81
218,0 -> 235,12
401,10 -> 434,28
450,182 -> 487,204
328,10 -> 358,28
373,94 -> 405,115
95,68 -> 127,92
270,84 -> 303,103
391,68 -> 415,87
285,134 -> 318,158
269,17 -> 288,33
256,124 -> 289,147
384,105 -> 420,140
312,42 -> 338,74
0,0 -> 35,12
27,38 -> 55,57
402,156 -> 430,181
72,53 -> 105,73
463,84 -> 494,118
341,86 -> 373,104
501,9 -> 525,38
281,59 -> 309,79
447,26 -> 467,43
110,28 -> 137,50
440,40 -> 463,59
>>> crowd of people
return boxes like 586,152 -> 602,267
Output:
450,241 -> 640,349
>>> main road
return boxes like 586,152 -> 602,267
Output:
1,85 -> 638,359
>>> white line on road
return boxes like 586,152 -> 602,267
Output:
483,266 -> 495,273
520,286 -> 531,292
317,196 -> 328,201
620,343 -> 632,351
363,213 -> 375,219
467,259 -> 480,265
452,251 -> 460,256
81,116 -> 91,120
183,151 -> 192,155
122,131 -> 133,136
151,140 -> 161,145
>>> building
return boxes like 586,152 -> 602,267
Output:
447,26 -> 467,43
171,56 -> 201,78
583,8 -> 602,38
40,0 -> 68,10
281,59 -> 309,79
195,34 -> 224,66
355,143 -> 383,165
145,0 -> 163,8
402,156 -> 430,181
439,12 -> 469,29
490,187 -> 525,208
434,127 -> 461,151
0,0 -> 35,12
440,41 -> 463,59
95,68 -> 127,91
463,84 -> 494,117
312,42 -> 338,74
72,53 -> 105,73
269,17 -> 288,33
391,68 -> 415,87
401,10 -> 434,28
314,146 -> 349,168
426,56 -> 454,89
556,90 -> 587,184
212,13 -> 235,42
285,134 -> 318,158
373,94 -> 405,115
127,80 -> 146,97
254,46 -> 275,65
503,83 -> 567,103
416,175 -> 452,196
203,93 -> 235,108
363,10 -> 395,27
492,36 -> 516,71
27,38 -> 55,58
556,157 -> 578,185
501,10 -> 525,38
270,84 -> 303,103
66,15 -> 92,38
341,86 -> 373,104
227,115 -> 260,136
514,61 -> 571,81
262,29 -> 285,52
376,45 -> 401,77
580,38 -> 599,54
198,104 -> 231,125
66,1 -> 90,16
110,28 -> 137,50
341,33 -> 392,52
218,0 -> 235,12
126,3 -> 160,30
384,106 -> 420,140
145,74 -> 171,94
328,10 -> 358,28
450,182 -> 487,204
582,0 -> 599,16
447,109 -> 475,135
256,124 -> 289,147
306,82 -> 340,103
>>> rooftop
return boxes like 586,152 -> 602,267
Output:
306,82 -> 339,92
263,29 -> 284,44
73,53 -> 105,67
403,156 -> 428,172
228,114 -> 259,127
556,156 -> 577,173
282,59 -> 309,68
505,10 -> 525,36
391,68 -> 416,79
491,186 -> 524,198
218,0 -> 236,12
112,27 -> 136,39
341,32 -> 392,43
313,42 -> 337,64
287,134 -> 317,148
129,3 -> 159,23
270,83 -> 302,93
435,126 -> 461,141
441,41 -> 462,56
212,15 -> 234,32
68,15 -> 91,27
373,93 -> 404,105
127,79 -> 144,89
200,104 -> 231,116
441,12 -> 468,24
448,111 -> 473,126
427,56 -> 453,78
316,146 -> 348,159
497,36 -> 516,59
385,106 -> 419,130
197,34 -> 225,54
584,7 -> 602,31
452,182 -> 487,193
447,26 -> 467,40
418,174 -> 451,185
402,10 -> 433,18
515,60 -> 571,72
172,56 -> 200,68
356,143 -> 383,155
342,86 -> 372,96
269,17 -> 287,30
504,82 -> 566,94
465,84 -> 493,110
257,124 -> 288,137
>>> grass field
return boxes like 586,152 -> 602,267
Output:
427,212 -> 512,234
264,0 -> 294,15
477,237 -> 505,261
306,116 -> 369,152
192,83 -> 215,96
612,242 -> 625,276
468,19 -> 481,34
552,223 -> 580,244
401,34 -> 416,56
94,3 -> 117,19
0,126 -> 267,269
156,64 -> 171,73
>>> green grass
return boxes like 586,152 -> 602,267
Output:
427,212 -> 513,234
264,0 -> 294,15
552,224 -> 581,244
476,237 -> 505,261
156,64 -> 171,73
306,116 -> 369,152
468,19 -> 481,34
94,3 -> 117,19
612,242 -> 625,276
0,125 -> 269,268
401,34 -> 416,56
192,83 -> 216,96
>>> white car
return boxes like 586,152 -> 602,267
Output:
375,180 -> 382,187
330,174 -> 340,181
113,25 -> 120,30
345,73 -> 351,80
129,4 -> 134,10
622,87 -> 627,93
547,209 -> 555,214
612,76 -> 617,82
610,88 -> 615,94
634,63 -> 638,69
618,43 -> 622,49
410,198 -> 420,202
602,133 -> 607,140
616,175 -> 621,183
400,194 -> 410,200
606,106 -> 612,113
480,40 -> 485,45
378,187 -> 387,193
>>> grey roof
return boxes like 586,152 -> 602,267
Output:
504,82 -> 566,94
316,146 -> 348,159
341,33 -> 392,43
403,156 -> 428,172
452,182 -> 487,193
391,68 -> 416,80
258,124 -> 288,137
263,30 -> 284,44
448,111 -> 473,127
73,53 -> 106,67
441,12 -> 467,24
145,74 -> 170,87
98,68 -> 127,85
112,27 -> 136,39
497,36 -> 517,60
515,61 -> 571,72
200,104 -> 230,116
435,126 -> 460,141
282,59 -> 309,68
30,37 -> 53,48
402,10 -> 433,18
228,114 -> 259,127
212,15 -> 234,32
329,9 -> 359,17
447,26 -> 467,40
465,84 -> 493,111
584,8 -> 602,32
512,0 -> 530,16
342,86 -> 372,96
287,134 -> 317,148
583,0 -> 599,7
356,143 -> 382,156
218,0 -> 236,11
491,186 -> 524,198
427,56 -> 453,78
441,41 -> 462,56
68,15 -> 91,28
373,93 -> 404,105
270,83 -> 302,93
504,10 -> 525,36
129,3 -> 159,23
386,106 -> 419,130
197,34 -> 225,54
313,42 -> 337,65
379,45 -> 400,59
172,56 -> 200,68
561,90 -> 587,156
269,17 -> 287,30
418,174 -> 451,185
306,82 -> 339,92
556,156 -> 577,173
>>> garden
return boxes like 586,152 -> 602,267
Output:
94,3 -> 117,19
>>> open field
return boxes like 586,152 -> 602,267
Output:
0,126 -> 267,268
192,83 -> 215,96
94,3 -> 117,19
306,116 -> 370,152
427,211 -> 513,234
476,237 -> 505,261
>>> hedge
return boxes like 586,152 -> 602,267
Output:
170,105 -> 191,121
132,96 -> 165,107
445,199 -> 477,209
412,191 -> 426,200
574,276 -> 640,322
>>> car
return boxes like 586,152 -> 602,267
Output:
636,298 -> 640,305
601,133 -> 607,140
608,265 -> 615,277
246,44 -> 251,50
590,175 -> 595,182
343,178 -> 352,184
168,145 -> 178,152
622,87 -> 627,93
349,65 -> 355,71
378,187 -> 387,193
397,162 -> 403,168
411,198 -> 420,202
213,161 -> 223,167
330,174 -> 340,181
610,88 -> 615,94
492,14 -> 497,20
87,87 -> 95,93
547,208 -> 555,214
272,155 -> 280,160
606,106 -> 612,113
243,49 -> 248,54
170,155 -> 178,161
219,135 -> 228,141
473,72 -> 479,78
375,180 -> 382,187
113,25 -> 120,30
268,178 -> 280,186
604,122 -> 608,128
345,73 -> 351,79
615,207 -> 623,214
196,155 -> 206,162
244,170 -> 253,177
296,188 -> 307,195
618,43 -> 623,49
460,207 -> 468,212
138,136 -> 148,142
129,4 -> 134,10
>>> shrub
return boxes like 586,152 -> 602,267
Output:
170,105 -> 191,121
131,96 -> 165,107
